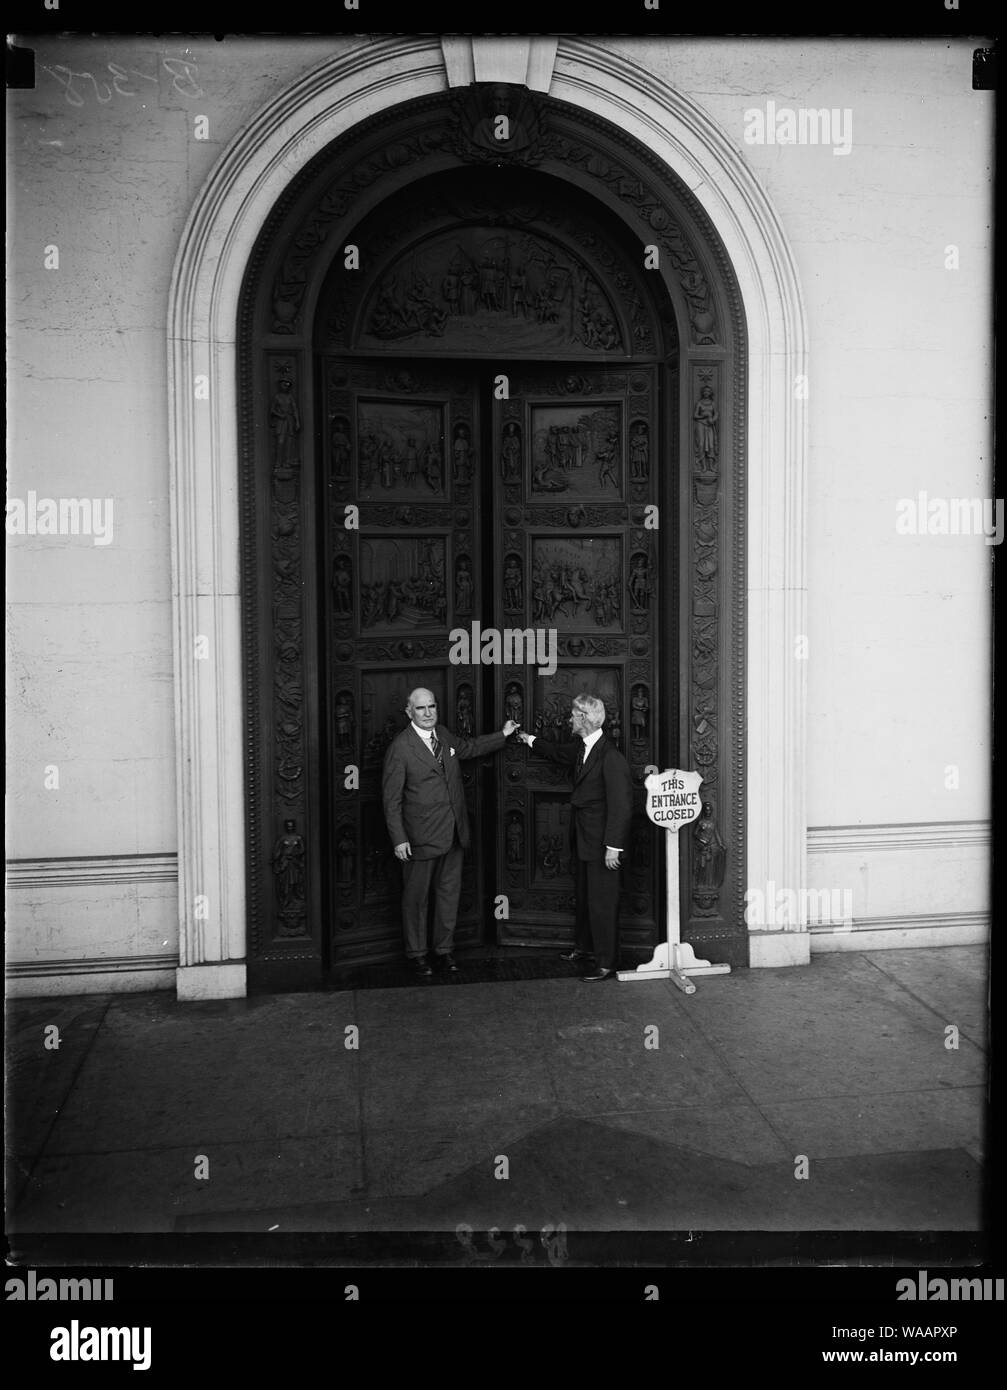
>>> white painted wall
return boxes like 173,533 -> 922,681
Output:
610,37 -> 993,827
6,37 -> 340,979
6,36 -> 991,988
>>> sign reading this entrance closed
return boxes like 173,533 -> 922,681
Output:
644,768 -> 703,828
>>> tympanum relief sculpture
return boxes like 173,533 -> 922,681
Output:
360,227 -> 623,356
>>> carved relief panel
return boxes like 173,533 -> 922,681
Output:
355,399 -> 448,499
530,537 -> 623,630
529,403 -> 623,500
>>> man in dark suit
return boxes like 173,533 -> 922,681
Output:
382,687 -> 519,977
517,694 -> 632,981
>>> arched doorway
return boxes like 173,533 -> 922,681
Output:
238,85 -> 748,991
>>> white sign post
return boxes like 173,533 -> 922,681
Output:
617,768 -> 731,994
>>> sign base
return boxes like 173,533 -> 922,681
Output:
616,941 -> 731,992
616,964 -> 696,994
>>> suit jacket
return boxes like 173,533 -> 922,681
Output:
382,723 -> 507,859
531,733 -> 633,861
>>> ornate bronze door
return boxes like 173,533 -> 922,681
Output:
492,365 -> 663,954
322,358 -> 486,969
322,359 -> 663,968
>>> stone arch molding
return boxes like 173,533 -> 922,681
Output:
167,35 -> 809,999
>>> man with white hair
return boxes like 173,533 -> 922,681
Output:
517,694 -> 633,981
382,688 -> 519,977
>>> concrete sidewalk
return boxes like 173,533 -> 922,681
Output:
5,945 -> 987,1234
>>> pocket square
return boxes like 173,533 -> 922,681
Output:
450,747 -> 456,757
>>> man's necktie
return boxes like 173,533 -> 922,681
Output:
430,734 -> 443,765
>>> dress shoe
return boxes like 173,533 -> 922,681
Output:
559,949 -> 593,963
581,968 -> 615,982
412,957 -> 433,978
437,953 -> 459,973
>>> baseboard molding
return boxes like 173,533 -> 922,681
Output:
808,821 -> 990,853
5,853 -> 177,888
6,951 -> 179,978
5,952 -> 180,998
810,910 -> 988,953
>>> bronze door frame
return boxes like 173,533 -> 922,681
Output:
238,87 -> 747,992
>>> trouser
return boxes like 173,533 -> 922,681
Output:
574,856 -> 621,971
401,845 -> 464,958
